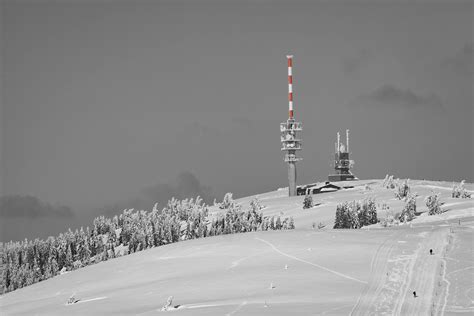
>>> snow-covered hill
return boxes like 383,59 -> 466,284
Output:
1,179 -> 473,315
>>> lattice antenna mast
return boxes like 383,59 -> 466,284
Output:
328,129 -> 357,182
280,55 -> 302,196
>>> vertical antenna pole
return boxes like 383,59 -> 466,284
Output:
346,129 -> 350,153
287,55 -> 293,119
337,132 -> 340,153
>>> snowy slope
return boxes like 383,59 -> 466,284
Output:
1,179 -> 473,315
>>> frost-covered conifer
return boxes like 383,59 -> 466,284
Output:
288,217 -> 295,229
249,197 -> 263,213
303,194 -> 313,209
395,179 -> 411,200
220,193 -> 235,210
358,197 -> 377,226
425,192 -> 442,215
399,194 -> 416,222
452,180 -> 471,198
275,217 -> 282,230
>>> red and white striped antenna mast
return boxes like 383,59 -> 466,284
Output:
287,55 -> 294,119
280,55 -> 302,196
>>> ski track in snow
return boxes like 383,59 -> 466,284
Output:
228,250 -> 270,270
225,301 -> 247,316
66,296 -> 107,305
350,231 -> 401,316
318,304 -> 353,315
255,237 -> 367,284
440,256 -> 450,315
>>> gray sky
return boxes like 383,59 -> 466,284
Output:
1,0 -> 473,236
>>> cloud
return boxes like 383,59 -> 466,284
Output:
142,171 -> 215,204
360,84 -> 443,109
0,195 -> 74,218
99,171 -> 216,217
341,49 -> 372,75
441,42 -> 473,77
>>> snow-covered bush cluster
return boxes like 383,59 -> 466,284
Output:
380,210 -> 400,227
383,175 -> 413,201
0,194 -> 293,294
209,195 -> 294,234
382,174 -> 397,189
303,194 -> 313,209
425,192 -> 442,215
452,180 -> 471,198
398,194 -> 416,223
333,197 -> 378,229
381,192 -> 419,226
394,179 -> 411,200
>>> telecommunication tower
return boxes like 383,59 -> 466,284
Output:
328,129 -> 357,181
280,55 -> 302,196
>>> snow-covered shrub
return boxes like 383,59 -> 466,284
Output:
249,197 -> 264,212
67,294 -> 79,305
359,197 -> 378,227
395,179 -> 411,200
452,180 -> 471,198
380,210 -> 400,227
334,198 -> 377,229
425,192 -> 442,215
288,217 -> 295,229
208,195 -> 293,235
161,296 -> 174,311
219,192 -> 236,209
380,212 -> 393,227
382,174 -> 396,189
334,201 -> 360,229
303,194 -> 313,209
399,194 -> 416,223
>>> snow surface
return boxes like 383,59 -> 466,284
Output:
1,179 -> 473,315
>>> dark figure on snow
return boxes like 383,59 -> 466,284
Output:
430,249 -> 433,255
413,291 -> 417,298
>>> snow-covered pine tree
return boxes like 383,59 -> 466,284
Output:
347,201 -> 361,229
220,192 -> 234,210
425,192 -> 442,215
395,179 -> 411,200
452,180 -> 471,198
358,197 -> 377,226
399,194 -> 416,222
303,194 -> 313,209
275,216 -> 282,230
288,217 -> 295,229
333,203 -> 346,228
269,216 -> 275,230
249,197 -> 263,213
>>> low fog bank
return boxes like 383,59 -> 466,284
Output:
93,171 -> 216,218
1,172 -> 216,242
